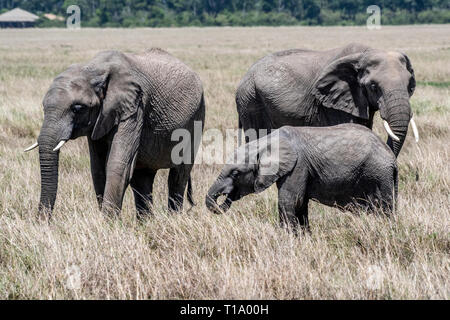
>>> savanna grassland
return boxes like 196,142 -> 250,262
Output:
0,25 -> 448,299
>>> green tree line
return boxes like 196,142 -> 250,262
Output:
1,0 -> 449,27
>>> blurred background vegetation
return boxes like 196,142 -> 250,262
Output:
0,0 -> 449,27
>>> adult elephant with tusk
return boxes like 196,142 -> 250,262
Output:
25,49 -> 205,218
236,43 -> 419,157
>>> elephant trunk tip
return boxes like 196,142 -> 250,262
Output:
205,193 -> 222,215
205,193 -> 232,215
37,203 -> 53,221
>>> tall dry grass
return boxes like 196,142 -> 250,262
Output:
0,26 -> 449,299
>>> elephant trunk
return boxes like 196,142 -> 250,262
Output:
37,116 -> 72,215
382,92 -> 412,157
38,134 -> 60,214
206,178 -> 233,215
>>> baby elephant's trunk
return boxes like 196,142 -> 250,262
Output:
205,181 -> 233,214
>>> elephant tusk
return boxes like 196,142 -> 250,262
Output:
383,120 -> 400,142
24,142 -> 39,152
53,140 -> 66,152
410,117 -> 419,143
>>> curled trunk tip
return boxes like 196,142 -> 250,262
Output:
205,193 -> 232,215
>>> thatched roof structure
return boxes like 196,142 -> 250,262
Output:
0,8 -> 39,27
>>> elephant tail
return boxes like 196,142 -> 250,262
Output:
187,176 -> 195,207
393,165 -> 398,214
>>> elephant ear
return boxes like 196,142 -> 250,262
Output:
254,132 -> 297,193
401,52 -> 416,96
88,59 -> 143,141
312,53 -> 369,120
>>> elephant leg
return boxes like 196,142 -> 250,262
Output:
239,97 -> 272,143
102,121 -> 140,216
362,185 -> 391,216
244,111 -> 273,142
278,188 -> 304,234
295,198 -> 310,234
102,160 -> 134,216
168,165 -> 192,212
277,167 -> 309,234
130,168 -> 156,219
88,136 -> 109,209
378,180 -> 395,217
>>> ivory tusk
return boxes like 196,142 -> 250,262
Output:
383,120 -> 400,142
53,140 -> 66,152
24,142 -> 39,152
410,117 -> 419,143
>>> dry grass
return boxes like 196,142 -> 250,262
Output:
0,26 -> 449,299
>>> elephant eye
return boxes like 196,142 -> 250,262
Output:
71,104 -> 86,114
408,79 -> 415,95
230,170 -> 239,179
370,83 -> 378,91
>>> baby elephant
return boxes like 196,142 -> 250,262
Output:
206,124 -> 398,232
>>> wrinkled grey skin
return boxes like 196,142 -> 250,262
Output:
236,43 -> 415,157
35,49 -> 205,217
206,124 -> 398,233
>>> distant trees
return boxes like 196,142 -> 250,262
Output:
1,0 -> 448,27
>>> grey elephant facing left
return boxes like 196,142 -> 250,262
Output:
206,124 -> 398,232
26,49 -> 205,217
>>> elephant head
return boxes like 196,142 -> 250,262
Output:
206,132 -> 297,214
312,49 -> 418,157
25,51 -> 143,214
